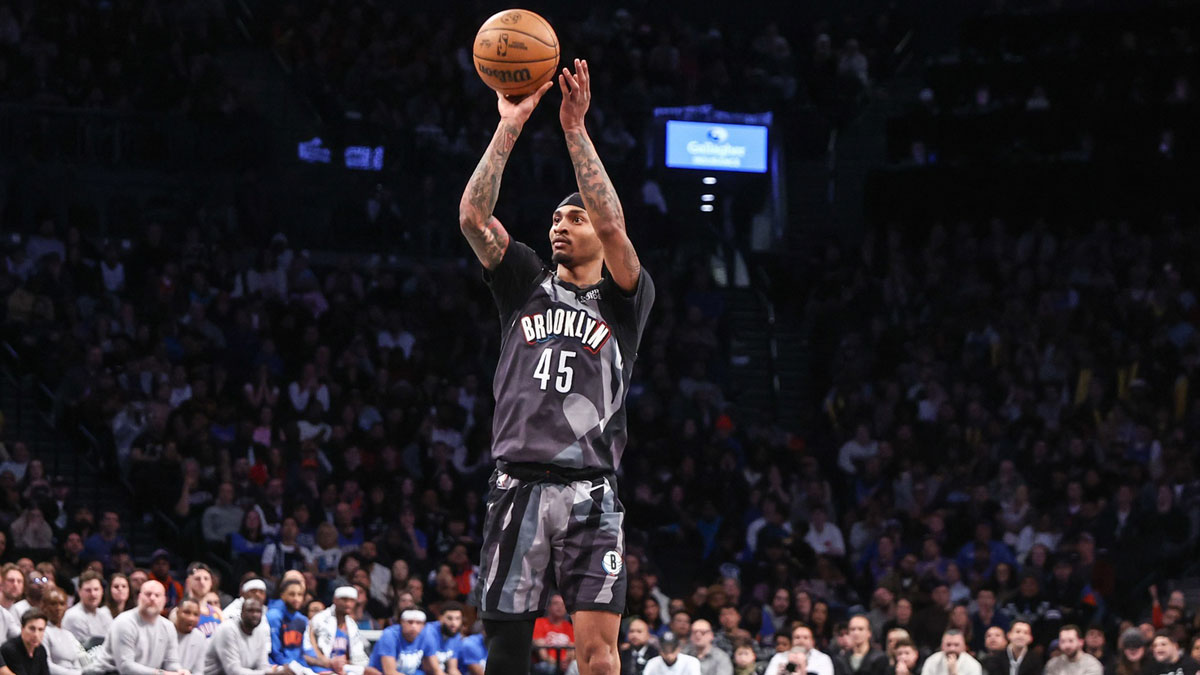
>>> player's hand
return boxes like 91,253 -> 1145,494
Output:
497,81 -> 554,126
558,58 -> 590,133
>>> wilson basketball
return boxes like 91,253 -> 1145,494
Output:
473,9 -> 559,98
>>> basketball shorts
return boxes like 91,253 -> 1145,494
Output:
472,464 -> 627,619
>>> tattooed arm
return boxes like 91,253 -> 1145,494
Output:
558,59 -> 641,292
458,81 -> 554,270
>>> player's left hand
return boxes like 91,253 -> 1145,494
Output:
558,58 -> 590,133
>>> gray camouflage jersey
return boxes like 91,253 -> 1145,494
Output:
484,239 -> 655,472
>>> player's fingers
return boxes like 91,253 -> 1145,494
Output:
532,80 -> 554,100
562,67 -> 580,93
557,73 -> 569,96
580,59 -> 590,84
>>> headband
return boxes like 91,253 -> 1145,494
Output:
400,610 -> 426,622
242,579 -> 267,593
333,586 -> 358,600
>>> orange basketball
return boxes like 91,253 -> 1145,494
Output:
473,9 -> 559,98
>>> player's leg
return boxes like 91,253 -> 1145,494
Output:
572,610 -> 621,675
474,472 -> 557,674
557,476 -> 627,675
483,618 -> 535,675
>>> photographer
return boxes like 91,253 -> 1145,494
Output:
766,646 -> 818,675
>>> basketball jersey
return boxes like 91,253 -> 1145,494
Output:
197,607 -> 221,638
484,240 -> 655,472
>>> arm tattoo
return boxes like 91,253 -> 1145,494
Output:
565,128 -> 640,279
459,122 -> 521,267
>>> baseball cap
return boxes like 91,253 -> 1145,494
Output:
150,548 -> 171,562
1120,629 -> 1145,650
660,631 -> 681,650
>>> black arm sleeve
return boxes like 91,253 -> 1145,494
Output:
482,239 -> 546,319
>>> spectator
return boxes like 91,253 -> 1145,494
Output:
82,512 -> 126,572
1044,626 -> 1102,675
968,589 -> 1010,653
230,513 -> 268,579
202,485 -> 243,547
921,630 -> 981,675
1141,632 -> 1199,675
839,615 -> 885,675
1105,630 -> 1145,675
204,598 -> 283,675
261,519 -> 313,585
364,608 -> 432,675
62,570 -> 110,644
173,599 -> 206,675
805,507 -> 846,559
0,566 -> 23,638
419,602 -> 463,675
304,587 -> 367,674
766,643 -> 812,675
91,581 -> 185,675
684,618 -> 733,675
11,575 -> 47,622
104,574 -> 132,617
38,588 -> 80,675
181,564 -> 223,638
891,638 -> 921,675
645,631 -> 700,675
791,623 -> 836,675
266,580 -> 307,667
838,425 -> 879,475
982,621 -> 1040,675
1,610 -> 48,675
761,589 -> 793,645
222,580 -> 268,626
731,643 -> 757,675
533,594 -> 575,674
147,552 -> 183,611
10,510 -> 51,552
622,618 -> 660,675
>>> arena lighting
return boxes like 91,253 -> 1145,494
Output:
700,204 -> 715,212
701,194 -> 715,202
702,176 -> 718,185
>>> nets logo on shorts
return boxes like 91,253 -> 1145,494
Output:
602,550 -> 622,576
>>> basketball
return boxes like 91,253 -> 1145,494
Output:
473,9 -> 559,98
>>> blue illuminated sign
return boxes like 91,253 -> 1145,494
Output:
665,120 -> 768,173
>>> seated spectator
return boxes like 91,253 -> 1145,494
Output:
533,594 -> 575,674
420,602 -> 464,675
645,632 -> 700,675
457,626 -> 487,675
1141,631 -> 1198,675
304,587 -> 367,674
11,576 -> 47,623
0,565 -> 24,639
172,599 -> 206,675
1045,626 -> 1102,675
684,619 -> 732,675
61,571 -> 110,644
622,618 -> 659,675
181,564 -> 222,638
93,581 -> 187,675
968,589 -> 1010,653
104,574 -> 132,618
205,599 -> 284,675
982,621 -> 1040,675
222,580 -> 268,625
202,485 -> 243,547
791,623 -> 836,675
838,615 -> 885,675
38,589 -> 79,675
82,513 -> 127,572
267,580 -> 307,667
147,552 -> 183,612
261,519 -> 313,586
1,610 -> 48,675
731,642 -> 757,675
364,609 -> 432,675
921,630 -> 981,675
891,638 -> 921,675
1106,630 -> 1145,675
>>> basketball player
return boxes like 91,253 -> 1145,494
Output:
459,58 -> 655,675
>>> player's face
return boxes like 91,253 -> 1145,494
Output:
441,610 -> 463,634
401,618 -> 425,641
549,207 -> 602,267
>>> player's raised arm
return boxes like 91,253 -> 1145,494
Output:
458,81 -> 554,270
558,58 -> 641,293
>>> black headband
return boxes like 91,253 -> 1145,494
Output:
557,192 -> 586,210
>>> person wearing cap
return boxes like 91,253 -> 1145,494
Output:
172,599 -> 207,675
267,580 -> 307,667
458,58 -> 654,675
62,570 -> 111,644
148,552 -> 183,613
983,621 -> 1039,675
222,580 -> 268,625
91,580 -> 190,675
205,599 -> 284,675
303,587 -> 366,674
1105,629 -> 1146,675
644,632 -> 699,675
1045,626 -> 1102,675
1140,631 -> 1199,675
365,609 -> 434,675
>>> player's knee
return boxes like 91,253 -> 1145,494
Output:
579,641 -> 616,675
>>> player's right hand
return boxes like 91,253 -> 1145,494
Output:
498,80 -> 554,126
